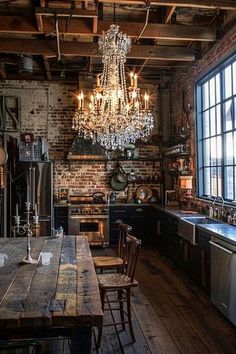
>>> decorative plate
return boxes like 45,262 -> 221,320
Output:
136,186 -> 153,202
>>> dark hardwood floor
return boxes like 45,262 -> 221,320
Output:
92,246 -> 236,354
2,246 -> 235,353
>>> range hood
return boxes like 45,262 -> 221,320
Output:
67,136 -> 105,160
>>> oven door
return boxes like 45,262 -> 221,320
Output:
68,215 -> 109,245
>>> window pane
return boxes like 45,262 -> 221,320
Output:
216,104 -> 221,134
203,139 -> 210,166
197,57 -> 236,202
217,167 -> 222,196
223,100 -> 233,131
210,107 -> 216,136
216,73 -> 221,103
203,110 -> 210,137
216,135 -> 222,162
210,137 -> 217,166
234,97 -> 236,128
223,65 -> 232,99
225,132 -> 233,165
234,131 -> 236,164
204,167 -> 210,195
233,61 -> 236,95
209,77 -> 215,107
211,167 -> 217,196
235,167 -> 236,201
202,82 -> 209,110
225,167 -> 234,199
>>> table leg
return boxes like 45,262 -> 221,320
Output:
71,326 -> 92,354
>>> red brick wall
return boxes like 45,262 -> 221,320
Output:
170,25 -> 236,195
0,80 -> 161,198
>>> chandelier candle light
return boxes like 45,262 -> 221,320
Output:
72,24 -> 154,150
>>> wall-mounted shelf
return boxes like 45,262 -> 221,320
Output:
165,152 -> 190,158
67,155 -> 162,162
167,169 -> 191,176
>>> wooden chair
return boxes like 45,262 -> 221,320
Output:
96,235 -> 141,348
93,223 -> 132,273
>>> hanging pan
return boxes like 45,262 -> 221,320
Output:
109,162 -> 128,191
110,174 -> 128,191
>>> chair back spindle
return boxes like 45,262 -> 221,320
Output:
124,235 -> 141,282
117,223 -> 132,260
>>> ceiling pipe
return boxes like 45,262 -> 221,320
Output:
55,18 -> 61,61
137,3 -> 151,41
136,3 -> 151,75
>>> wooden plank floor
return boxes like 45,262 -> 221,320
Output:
92,246 -> 236,354
2,246 -> 236,353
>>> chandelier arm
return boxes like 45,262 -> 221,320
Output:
73,24 -> 154,150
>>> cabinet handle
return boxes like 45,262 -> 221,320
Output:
209,241 -> 233,254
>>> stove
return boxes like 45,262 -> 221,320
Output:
68,199 -> 109,246
69,204 -> 108,216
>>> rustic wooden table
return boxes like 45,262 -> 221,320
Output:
0,235 -> 103,353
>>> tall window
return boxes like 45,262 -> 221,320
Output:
196,54 -> 236,203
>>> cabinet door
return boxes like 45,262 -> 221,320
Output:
129,207 -> 147,243
147,207 -> 159,245
189,230 -> 211,294
159,214 -> 178,257
109,207 -> 130,245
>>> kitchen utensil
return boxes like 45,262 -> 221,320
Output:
109,192 -> 117,203
136,186 -> 153,202
93,192 -> 106,204
116,166 -> 128,183
128,169 -> 137,185
110,174 -> 128,191
109,162 -> 128,191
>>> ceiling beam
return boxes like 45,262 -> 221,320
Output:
0,38 -> 197,61
0,17 -> 216,42
0,16 -> 40,34
35,7 -> 98,18
41,19 -> 216,41
36,14 -> 44,32
97,21 -> 216,41
98,0 -> 236,10
43,56 -> 52,80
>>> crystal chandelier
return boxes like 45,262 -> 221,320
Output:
72,24 -> 154,150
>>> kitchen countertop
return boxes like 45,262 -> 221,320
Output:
197,223 -> 236,246
54,203 -> 236,245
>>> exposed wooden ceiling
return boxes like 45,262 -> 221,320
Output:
0,0 -> 235,84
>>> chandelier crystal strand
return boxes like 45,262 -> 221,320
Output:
73,24 -> 154,150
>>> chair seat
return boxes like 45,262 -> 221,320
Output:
93,256 -> 124,268
98,273 -> 138,289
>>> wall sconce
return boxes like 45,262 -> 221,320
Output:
179,176 -> 194,203
179,176 -> 193,190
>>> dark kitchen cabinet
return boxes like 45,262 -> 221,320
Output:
109,206 -> 130,245
189,228 -> 211,294
157,212 -> 178,258
109,205 -> 150,245
172,234 -> 190,269
54,206 -> 68,235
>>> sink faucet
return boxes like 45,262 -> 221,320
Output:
209,196 -> 216,218
216,196 -> 225,220
216,196 -> 224,208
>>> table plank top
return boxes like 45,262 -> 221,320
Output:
0,236 -> 103,330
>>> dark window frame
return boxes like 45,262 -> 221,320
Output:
196,52 -> 236,204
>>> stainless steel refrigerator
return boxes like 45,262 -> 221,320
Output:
12,161 -> 53,237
